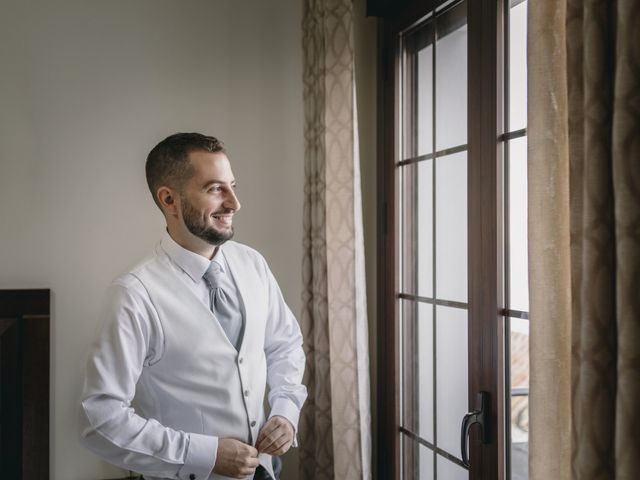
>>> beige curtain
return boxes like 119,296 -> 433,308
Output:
528,1 -> 640,479
299,0 -> 372,479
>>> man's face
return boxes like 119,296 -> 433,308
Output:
178,151 -> 241,246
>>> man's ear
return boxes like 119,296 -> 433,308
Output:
157,186 -> 180,216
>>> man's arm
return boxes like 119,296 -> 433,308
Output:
79,280 -> 218,480
255,259 -> 307,455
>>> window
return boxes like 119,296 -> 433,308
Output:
377,0 -> 529,478
397,2 -> 470,478
502,1 -> 529,478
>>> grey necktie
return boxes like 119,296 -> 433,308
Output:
203,260 -> 243,349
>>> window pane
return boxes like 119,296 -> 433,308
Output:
507,3 -> 529,478
508,0 -> 528,131
402,434 -> 439,480
418,160 -> 434,298
508,137 -> 528,311
401,299 -> 417,432
436,305 -> 468,458
400,164 -> 417,295
435,152 -> 467,302
435,2 -> 467,150
420,443 -> 435,479
510,317 -> 529,480
418,45 -> 434,156
404,19 -> 434,159
401,301 -> 435,443
437,454 -> 468,480
401,159 -> 436,298
418,303 -> 434,442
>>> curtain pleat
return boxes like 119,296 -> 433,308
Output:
612,1 -> 640,476
529,1 -> 640,478
527,1 -> 572,478
300,0 -> 372,478
569,2 -> 618,478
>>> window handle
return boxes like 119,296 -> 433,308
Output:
460,391 -> 490,468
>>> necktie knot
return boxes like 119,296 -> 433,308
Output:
201,258 -> 243,350
203,260 -> 224,289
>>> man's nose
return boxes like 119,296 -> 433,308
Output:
224,190 -> 241,211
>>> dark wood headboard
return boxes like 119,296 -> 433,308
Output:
0,289 -> 50,480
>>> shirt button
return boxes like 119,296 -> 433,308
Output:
189,475 -> 196,480
251,420 -> 256,427
244,389 -> 250,397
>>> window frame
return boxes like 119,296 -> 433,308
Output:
376,0 -> 507,478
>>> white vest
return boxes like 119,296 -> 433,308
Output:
132,242 -> 274,480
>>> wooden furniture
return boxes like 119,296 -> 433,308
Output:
0,289 -> 50,480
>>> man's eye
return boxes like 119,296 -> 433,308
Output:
208,186 -> 222,193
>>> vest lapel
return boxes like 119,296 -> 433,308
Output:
221,243 -> 258,353
155,255 -> 237,351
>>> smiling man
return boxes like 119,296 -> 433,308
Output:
79,133 -> 307,480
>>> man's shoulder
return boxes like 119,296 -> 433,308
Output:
111,248 -> 167,288
120,251 -> 162,277
108,248 -> 178,308
110,257 -> 153,292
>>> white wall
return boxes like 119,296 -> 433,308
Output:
0,1 -> 304,478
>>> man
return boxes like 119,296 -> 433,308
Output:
79,133 -> 307,480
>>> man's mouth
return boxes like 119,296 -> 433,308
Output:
212,214 -> 233,226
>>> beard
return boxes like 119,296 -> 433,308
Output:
181,196 -> 234,246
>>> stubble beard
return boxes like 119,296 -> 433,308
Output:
181,197 -> 234,246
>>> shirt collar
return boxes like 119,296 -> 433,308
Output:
160,231 -> 226,283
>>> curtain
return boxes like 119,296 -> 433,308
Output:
528,1 -> 640,479
299,0 -> 372,479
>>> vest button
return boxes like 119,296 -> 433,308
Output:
239,357 -> 244,364
244,389 -> 250,397
251,420 -> 256,427
189,475 -> 196,480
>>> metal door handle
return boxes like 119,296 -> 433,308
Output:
460,391 -> 490,467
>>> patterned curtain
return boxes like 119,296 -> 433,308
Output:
528,1 -> 640,479
299,0 -> 372,479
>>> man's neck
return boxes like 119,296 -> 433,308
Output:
166,226 -> 217,260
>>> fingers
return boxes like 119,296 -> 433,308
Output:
261,436 -> 292,456
257,430 -> 286,452
255,418 -> 279,447
255,420 -> 279,451
261,418 -> 282,436
233,455 -> 260,479
235,446 -> 260,479
214,438 -> 260,478
245,445 -> 259,458
256,417 -> 294,455
256,425 -> 290,453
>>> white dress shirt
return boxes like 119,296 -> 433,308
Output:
79,232 -> 307,479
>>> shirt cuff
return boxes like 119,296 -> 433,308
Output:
177,433 -> 218,480
269,398 -> 301,447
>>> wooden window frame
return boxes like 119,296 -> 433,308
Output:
376,0 -> 505,478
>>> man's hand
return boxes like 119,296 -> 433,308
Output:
255,416 -> 294,456
213,438 -> 260,479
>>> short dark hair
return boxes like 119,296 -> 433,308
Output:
145,132 -> 226,209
